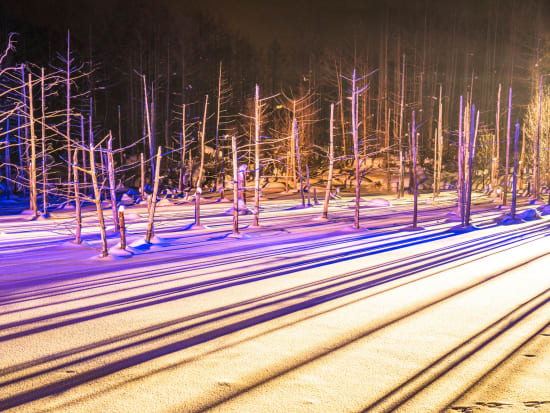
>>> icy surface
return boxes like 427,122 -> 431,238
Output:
0,191 -> 549,412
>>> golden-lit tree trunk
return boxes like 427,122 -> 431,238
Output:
503,87 -> 512,206
322,103 -> 335,219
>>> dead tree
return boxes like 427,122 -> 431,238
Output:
231,135 -> 239,234
107,133 -> 119,231
253,84 -> 261,226
511,123 -> 520,219
72,149 -> 82,244
27,73 -> 38,217
145,146 -> 162,243
322,103 -> 335,219
503,87 -> 512,205
89,144 -> 108,257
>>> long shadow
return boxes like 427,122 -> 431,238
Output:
2,220 -> 549,337
1,238 -> 543,413
1,225 -> 549,408
361,289 -> 550,412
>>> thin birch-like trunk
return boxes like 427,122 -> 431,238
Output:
231,135 -> 239,234
145,146 -> 162,243
295,118 -> 305,208
254,84 -> 261,226
412,111 -> 418,229
73,149 -> 81,244
140,152 -> 145,200
398,54 -> 405,199
107,134 -> 119,231
352,69 -> 360,229
322,103 -> 335,219
503,87 -> 512,206
40,68 -> 47,214
90,144 -> 108,257
27,73 -> 38,217
197,95 -> 208,188
457,96 -> 464,217
511,123 -> 519,219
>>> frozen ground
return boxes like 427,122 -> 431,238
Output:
0,190 -> 549,412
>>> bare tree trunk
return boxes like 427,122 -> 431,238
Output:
492,84 -> 501,192
503,87 -> 512,206
291,100 -> 297,187
142,75 -> 155,178
197,95 -> 208,188
146,146 -> 162,243
322,103 -> 335,219
398,54 -> 406,199
337,64 -> 346,157
519,123 -> 525,191
107,134 -> 119,231
66,31 -> 72,198
117,105 -> 123,164
465,106 -> 478,227
80,114 -> 88,192
457,95 -> 464,218
215,62 -> 222,190
90,145 -> 108,257
140,152 -> 145,200
352,70 -> 361,229
433,84 -> 443,200
27,73 -> 38,217
535,75 -> 542,199
254,84 -> 261,226
119,207 -> 126,249
295,118 -> 305,208
231,135 -> 239,234
306,164 -> 311,207
73,149 -> 81,244
40,68 -> 48,214
511,123 -> 519,219
412,111 -> 418,229
4,119 -> 10,198
179,103 -> 186,192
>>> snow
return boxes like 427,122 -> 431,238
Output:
1,190 -> 549,412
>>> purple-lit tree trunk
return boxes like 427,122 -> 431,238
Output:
140,152 -> 145,201
464,105 -> 479,227
145,146 -> 162,243
40,68 -> 48,215
90,144 -> 108,257
107,134 -> 119,231
412,111 -> 418,229
72,149 -> 82,244
457,96 -> 464,218
253,84 -> 261,226
27,73 -> 38,217
231,135 -> 239,235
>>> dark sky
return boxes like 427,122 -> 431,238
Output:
4,0 -> 478,47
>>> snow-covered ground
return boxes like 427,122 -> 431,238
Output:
1,190 -> 549,412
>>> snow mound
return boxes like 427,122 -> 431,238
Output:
365,198 -> 391,207
518,208 -> 542,221
537,204 -> 550,216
